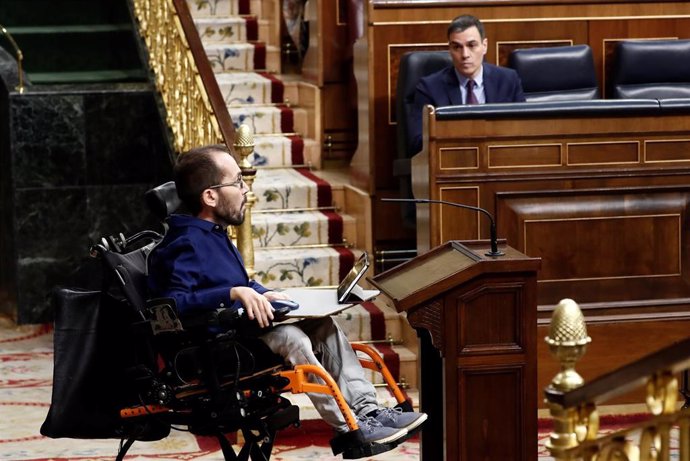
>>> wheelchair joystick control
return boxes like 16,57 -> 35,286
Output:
270,299 -> 299,311
270,299 -> 299,322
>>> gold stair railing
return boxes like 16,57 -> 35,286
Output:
545,298 -> 690,461
131,0 -> 256,273
0,24 -> 25,93
131,0 -> 233,152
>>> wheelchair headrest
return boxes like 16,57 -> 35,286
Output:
611,39 -> 690,99
145,181 -> 181,221
508,45 -> 599,100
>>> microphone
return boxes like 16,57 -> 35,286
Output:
382,197 -> 504,257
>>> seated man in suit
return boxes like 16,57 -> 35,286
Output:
409,14 -> 526,153
147,144 -> 427,449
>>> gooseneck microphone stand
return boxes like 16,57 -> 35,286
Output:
382,197 -> 504,257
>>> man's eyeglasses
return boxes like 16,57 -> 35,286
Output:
208,175 -> 246,190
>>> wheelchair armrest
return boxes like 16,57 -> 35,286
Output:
179,309 -> 238,333
179,303 -> 293,337
144,297 -> 236,337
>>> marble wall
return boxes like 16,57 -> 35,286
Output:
1,69 -> 173,323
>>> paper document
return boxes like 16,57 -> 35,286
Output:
281,287 -> 380,318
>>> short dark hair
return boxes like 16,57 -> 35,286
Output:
447,14 -> 485,40
174,144 -> 234,215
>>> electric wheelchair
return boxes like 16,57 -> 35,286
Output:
41,182 -> 417,460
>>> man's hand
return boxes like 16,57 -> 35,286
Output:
263,290 -> 291,302
230,286 -> 274,328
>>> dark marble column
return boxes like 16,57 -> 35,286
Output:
1,72 -> 173,323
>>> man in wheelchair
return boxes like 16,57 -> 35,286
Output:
146,145 -> 427,455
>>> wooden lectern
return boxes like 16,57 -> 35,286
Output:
370,240 -> 540,461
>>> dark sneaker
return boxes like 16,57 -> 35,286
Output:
357,415 -> 408,444
374,407 -> 428,432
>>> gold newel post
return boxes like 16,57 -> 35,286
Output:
233,124 -> 257,278
545,298 -> 595,460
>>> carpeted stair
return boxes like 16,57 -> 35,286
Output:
184,0 -> 420,418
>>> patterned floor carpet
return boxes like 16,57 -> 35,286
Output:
0,317 -> 625,460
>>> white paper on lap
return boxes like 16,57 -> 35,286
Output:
279,287 -> 380,318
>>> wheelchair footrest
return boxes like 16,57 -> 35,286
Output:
341,441 -> 399,460
330,429 -> 398,459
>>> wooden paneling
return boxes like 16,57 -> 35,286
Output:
524,213 -> 679,280
459,285 -> 524,354
646,139 -> 690,163
567,141 -> 639,165
438,187 -> 480,243
488,144 -> 562,168
352,1 -> 690,249
440,146 -> 479,170
461,367 -> 524,460
303,0 -> 351,85
302,1 -> 359,163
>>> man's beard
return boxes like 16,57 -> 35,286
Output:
215,195 -> 246,227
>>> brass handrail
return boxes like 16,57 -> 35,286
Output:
544,298 -> 690,460
0,24 -> 25,93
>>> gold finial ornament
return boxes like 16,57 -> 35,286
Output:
545,299 -> 595,458
546,298 -> 591,392
233,124 -> 255,169
233,124 -> 257,278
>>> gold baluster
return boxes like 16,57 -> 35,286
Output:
646,371 -> 678,416
599,437 -> 640,461
642,372 -> 676,461
545,298 -> 594,460
0,24 -> 25,93
132,0 -> 225,154
680,418 -> 690,461
233,124 -> 257,278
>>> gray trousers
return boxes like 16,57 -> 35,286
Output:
260,317 -> 379,432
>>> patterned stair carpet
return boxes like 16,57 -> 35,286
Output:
186,0 -> 351,290
0,321 -> 561,460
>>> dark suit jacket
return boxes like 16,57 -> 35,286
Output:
408,63 -> 525,153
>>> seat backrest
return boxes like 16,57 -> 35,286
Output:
394,51 -> 452,227
396,51 -> 452,166
611,39 -> 690,99
508,45 -> 599,102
